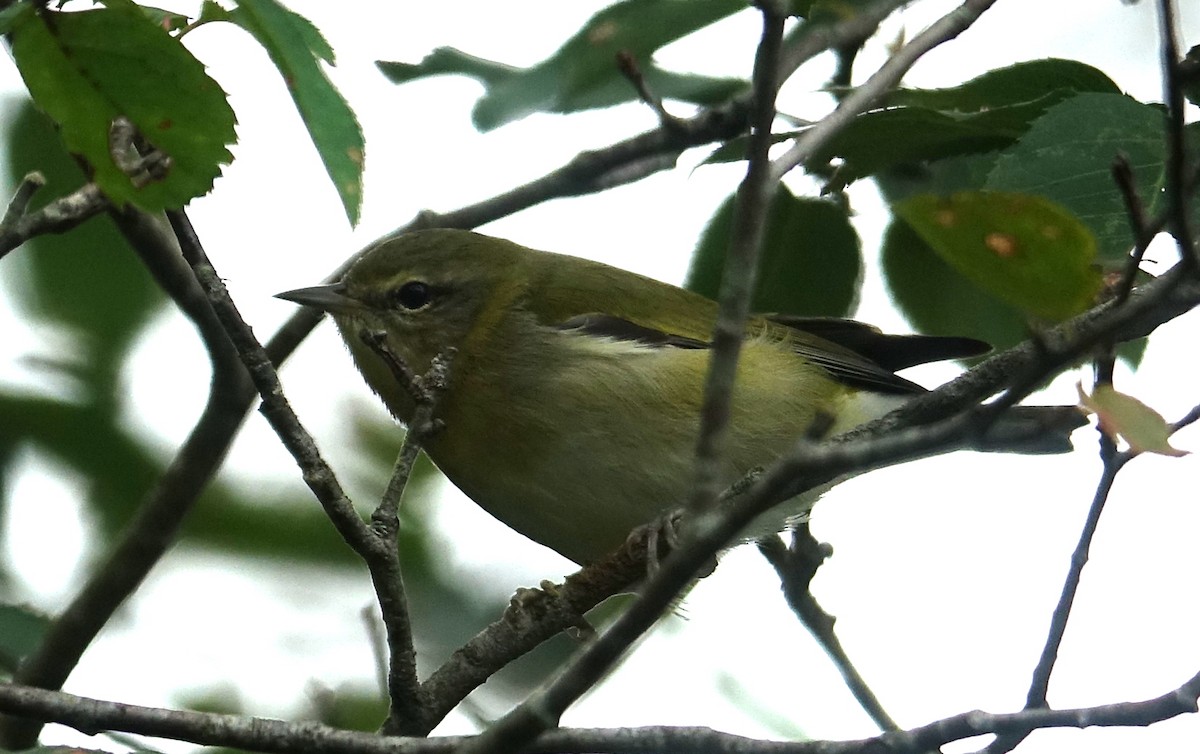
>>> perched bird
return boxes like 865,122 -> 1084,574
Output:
278,229 -> 1080,565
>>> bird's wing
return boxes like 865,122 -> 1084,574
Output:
555,313 -> 709,349
765,315 -> 991,370
553,311 -> 929,395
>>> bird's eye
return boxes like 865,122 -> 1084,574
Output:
393,281 -> 432,310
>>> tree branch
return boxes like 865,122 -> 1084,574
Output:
769,0 -> 1002,184
1,671 -> 1198,754
691,0 -> 789,509
461,5 -> 793,751
1155,0 -> 1198,268
0,207 -> 254,749
168,210 -> 373,551
166,211 -> 459,734
759,530 -> 900,733
0,173 -> 109,260
356,333 -> 454,736
981,434 -> 1126,754
447,254 -> 1200,754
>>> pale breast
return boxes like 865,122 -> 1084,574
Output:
427,328 -> 906,564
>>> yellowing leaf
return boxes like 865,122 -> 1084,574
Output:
1077,383 -> 1189,457
896,191 -> 1102,321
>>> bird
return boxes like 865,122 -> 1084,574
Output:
277,228 -> 1081,565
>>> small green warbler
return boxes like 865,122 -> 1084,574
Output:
278,229 -> 1079,565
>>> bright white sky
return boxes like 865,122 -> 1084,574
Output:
2,1 -> 1200,752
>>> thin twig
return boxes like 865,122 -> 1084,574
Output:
981,433 -> 1126,754
168,210 -> 372,550
464,6 -> 791,751
758,531 -> 900,732
384,0 -> 905,238
1154,0 -> 1198,268
0,171 -> 45,251
376,346 -> 451,509
1170,400 -> 1200,434
0,208 -> 254,750
690,0 -> 789,511
984,387 -> 1200,754
1031,445 -> 1127,705
356,331 -> 454,736
775,0 -> 911,81
769,0 -> 1002,184
1111,154 -> 1157,305
0,174 -> 109,260
167,211 -> 456,734
615,50 -> 685,130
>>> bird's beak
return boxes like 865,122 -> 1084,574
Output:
275,282 -> 360,314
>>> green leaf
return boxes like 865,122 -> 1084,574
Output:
882,219 -> 1030,352
687,188 -> 862,317
180,408 -> 438,568
1180,44 -> 1200,107
307,688 -> 389,732
379,0 -> 747,131
378,47 -> 519,88
697,130 -> 799,168
0,388 -> 355,565
895,191 -> 1102,321
825,59 -> 1119,187
0,2 -> 27,34
226,0 -> 364,225
817,106 -> 1018,187
0,394 -> 163,535
709,61 -> 1117,188
180,686 -> 246,716
8,1 -> 236,210
196,0 -> 235,25
123,3 -> 192,33
787,0 -> 817,15
873,150 -> 1001,204
473,64 -> 744,132
881,58 -> 1119,111
181,486 -> 362,566
2,100 -> 164,398
985,93 -> 1168,263
0,603 -> 51,672
705,102 -> 1026,183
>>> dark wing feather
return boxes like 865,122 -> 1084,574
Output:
554,313 -> 982,396
783,338 -> 926,395
766,315 -> 991,370
556,313 -> 709,349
